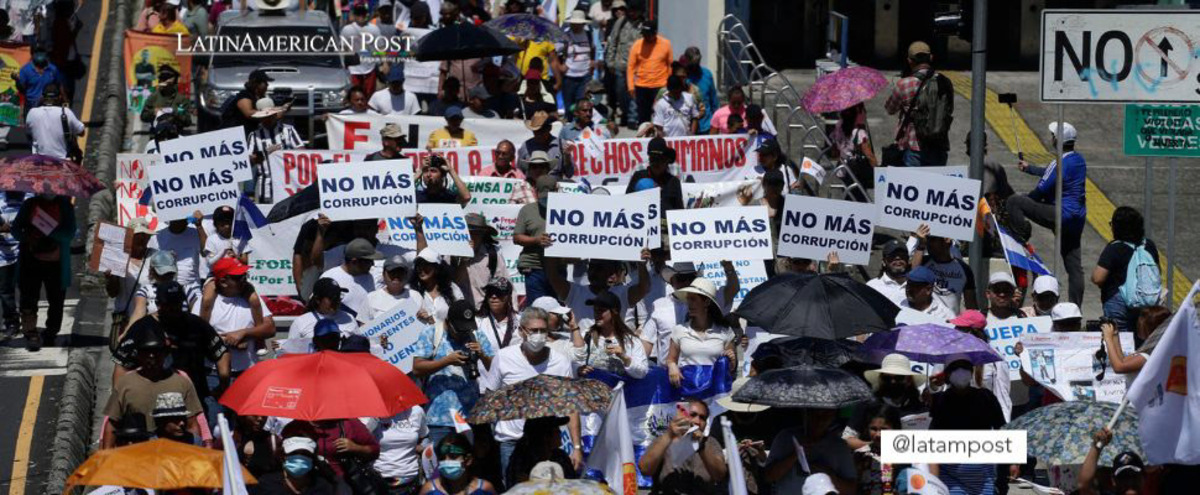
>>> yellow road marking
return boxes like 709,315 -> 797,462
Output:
943,71 -> 1192,306
8,375 -> 44,495
77,0 -> 111,153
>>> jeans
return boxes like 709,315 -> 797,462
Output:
427,425 -> 456,449
902,147 -> 949,167
561,76 -> 589,118
1006,195 -> 1085,305
0,264 -> 18,329
1102,295 -> 1140,336
18,256 -> 64,334
634,86 -> 660,126
521,268 -> 552,309
499,440 -> 518,487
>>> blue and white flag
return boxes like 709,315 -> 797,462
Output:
233,192 -> 269,241
996,223 -> 1051,276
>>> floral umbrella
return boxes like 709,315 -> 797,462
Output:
469,374 -> 612,424
485,13 -> 570,44
1005,401 -> 1143,466
0,154 -> 104,198
800,65 -> 889,114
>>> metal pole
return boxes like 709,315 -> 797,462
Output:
1143,157 -> 1151,235
967,0 -> 988,308
1166,157 -> 1177,307
1054,106 -> 1064,277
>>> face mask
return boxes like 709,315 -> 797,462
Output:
283,455 -> 313,477
523,333 -> 547,352
438,460 -> 465,480
948,368 -> 972,390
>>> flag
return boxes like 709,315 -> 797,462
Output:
1126,280 -> 1200,464
586,382 -> 638,495
720,417 -> 749,495
217,413 -> 250,495
233,192 -> 269,241
996,223 -> 1052,276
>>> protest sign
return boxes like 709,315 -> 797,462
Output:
698,259 -> 767,310
778,196 -> 876,265
877,168 -> 981,242
1020,332 -> 1135,403
544,192 -> 652,261
402,146 -> 496,176
358,296 -> 432,373
416,204 -> 473,257
462,177 -> 524,205
629,188 -> 662,249
123,30 -> 192,116
0,43 -> 30,127
986,316 -> 1052,377
116,154 -> 160,228
563,134 -> 758,186
666,207 -> 773,263
89,223 -> 132,275
246,214 -> 305,296
157,127 -> 253,181
326,114 -> 545,150
873,165 -> 969,185
268,150 -> 372,201
465,204 -> 522,242
683,180 -> 761,209
147,156 -> 241,221
316,160 -> 416,221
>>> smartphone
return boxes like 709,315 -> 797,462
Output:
998,93 -> 1017,105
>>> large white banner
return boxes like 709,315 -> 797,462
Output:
1020,331 -> 1135,403
358,295 -> 432,373
565,134 -> 760,187
778,195 -> 876,265
147,156 -> 241,221
544,192 -> 653,261
246,213 -> 305,296
666,207 -> 773,263
877,168 -> 981,242
986,316 -> 1052,378
401,146 -> 496,176
116,153 -> 160,229
157,127 -> 253,182
316,160 -> 416,221
326,114 -> 541,150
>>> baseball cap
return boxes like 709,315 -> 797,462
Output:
585,290 -> 622,311
312,277 -> 349,300
745,104 -> 763,119
907,41 -> 932,58
531,296 -> 570,315
155,281 -> 187,306
313,318 -> 341,338
149,250 -> 178,275
484,276 -> 513,296
128,217 -> 154,236
1032,276 -> 1060,296
1051,302 -> 1082,322
133,319 -> 168,350
640,20 -> 657,34
659,260 -> 697,283
1048,121 -> 1077,142
388,64 -> 406,83
446,299 -> 478,332
383,254 -> 411,272
987,271 -> 1016,288
211,257 -> 250,279
345,238 -> 384,261
1112,451 -> 1144,477
757,138 -> 782,156
949,309 -> 987,330
444,106 -> 464,120
283,437 -> 317,455
248,69 -> 274,84
906,265 -> 936,285
882,239 -> 908,258
415,247 -> 442,265
647,137 -> 675,162
802,472 -> 838,495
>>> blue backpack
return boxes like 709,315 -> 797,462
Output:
1119,241 -> 1163,308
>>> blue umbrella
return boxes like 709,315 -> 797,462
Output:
485,13 -> 570,44
858,324 -> 1003,365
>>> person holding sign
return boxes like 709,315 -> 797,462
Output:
290,278 -> 361,340
12,192 -> 75,351
513,176 -> 557,305
549,258 -> 651,333
911,225 -> 978,312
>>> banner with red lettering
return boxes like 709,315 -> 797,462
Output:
325,114 -> 540,151
564,134 -> 759,187
399,146 -> 496,176
269,148 -> 503,202
116,154 -> 160,229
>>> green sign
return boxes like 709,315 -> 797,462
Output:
1124,104 -> 1200,157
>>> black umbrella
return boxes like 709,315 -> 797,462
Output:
266,184 -> 318,222
751,336 -> 861,369
732,365 -> 873,409
733,273 -> 899,339
415,22 -> 521,62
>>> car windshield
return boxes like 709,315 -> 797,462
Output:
211,25 -> 343,69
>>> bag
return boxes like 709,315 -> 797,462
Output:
61,108 -> 83,163
339,421 -> 387,495
880,143 -> 903,167
1119,240 -> 1163,308
909,71 -> 954,150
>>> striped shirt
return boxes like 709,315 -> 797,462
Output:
247,123 -> 304,203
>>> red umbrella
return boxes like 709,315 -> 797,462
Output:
220,351 -> 427,420
0,154 -> 104,198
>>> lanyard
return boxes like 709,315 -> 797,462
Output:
489,311 -> 514,348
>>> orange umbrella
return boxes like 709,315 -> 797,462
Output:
63,439 -> 257,493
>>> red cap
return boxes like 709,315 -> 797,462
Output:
211,257 -> 250,279
524,69 -> 542,81
949,310 -> 987,330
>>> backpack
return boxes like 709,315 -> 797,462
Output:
1119,241 -> 1163,308
909,71 -> 954,150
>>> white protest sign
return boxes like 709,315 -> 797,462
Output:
698,259 -> 767,310
146,156 -> 241,221
116,153 -> 159,228
986,316 -> 1053,378
157,126 -> 253,182
544,192 -> 652,261
1020,331 -> 1135,403
268,150 -> 370,201
464,203 -> 526,296
358,296 -> 431,372
779,195 -> 875,265
415,204 -> 473,257
666,207 -> 773,263
877,167 -> 981,242
462,177 -> 524,205
246,213 -> 305,296
629,188 -> 662,249
873,165 -> 968,186
316,160 -> 416,221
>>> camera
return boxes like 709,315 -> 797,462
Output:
457,334 -> 481,380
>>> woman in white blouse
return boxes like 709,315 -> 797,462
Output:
573,290 -> 649,379
411,248 -> 464,324
666,278 -> 736,387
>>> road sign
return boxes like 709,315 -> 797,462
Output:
1041,10 -> 1200,103
1124,104 -> 1200,156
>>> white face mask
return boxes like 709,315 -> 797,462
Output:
523,332 -> 547,352
948,368 -> 973,389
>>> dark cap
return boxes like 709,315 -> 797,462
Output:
132,319 -> 168,350
484,276 -> 513,296
312,277 -> 349,300
444,106 -> 464,120
585,290 -> 622,311
757,138 -> 781,156
313,318 -> 341,338
248,69 -> 274,84
388,64 -> 406,83
882,239 -> 908,258
158,64 -> 180,81
647,137 -> 673,158
113,413 -> 154,442
345,238 -> 384,261
640,20 -> 657,34
155,281 -> 187,306
446,299 -> 478,332
1113,452 -> 1144,477
340,335 -> 371,353
907,265 -> 936,285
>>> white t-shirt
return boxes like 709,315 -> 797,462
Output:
204,233 -> 251,268
364,287 -> 422,321
368,88 -> 421,116
418,284 -> 465,324
321,265 -> 376,319
200,294 -> 273,372
923,258 -> 972,313
641,296 -> 685,363
669,324 -> 735,366
372,405 -> 427,479
476,311 -> 523,351
289,310 -> 360,339
866,274 -> 907,307
27,106 -> 84,159
341,22 -> 381,75
150,227 -> 205,286
652,92 -> 699,138
899,298 -> 956,323
565,283 -> 631,332
487,346 -> 575,442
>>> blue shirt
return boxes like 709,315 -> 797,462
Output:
412,326 -> 495,427
1026,151 -> 1087,226
687,67 -> 718,133
17,63 -> 65,109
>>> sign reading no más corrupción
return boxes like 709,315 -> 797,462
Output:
1124,104 -> 1200,156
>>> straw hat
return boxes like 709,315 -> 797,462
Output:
863,353 -> 926,390
716,377 -> 769,413
672,277 -> 718,305
251,97 -> 285,119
